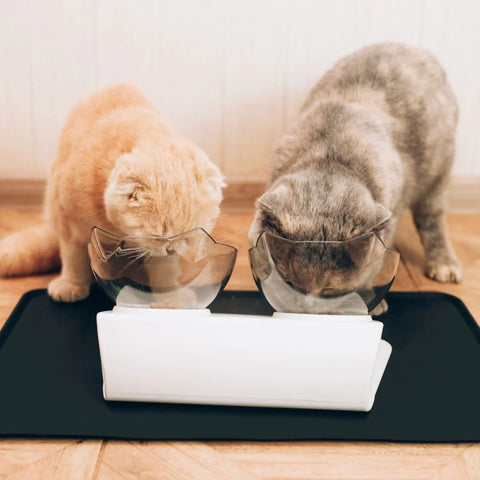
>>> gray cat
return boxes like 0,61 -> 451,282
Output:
249,43 -> 461,311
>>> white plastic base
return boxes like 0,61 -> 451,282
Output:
96,307 -> 391,412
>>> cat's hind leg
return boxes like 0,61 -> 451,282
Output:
48,237 -> 92,302
412,189 -> 462,283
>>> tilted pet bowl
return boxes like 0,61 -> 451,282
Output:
90,226 -> 400,412
249,231 -> 400,315
89,226 -> 237,309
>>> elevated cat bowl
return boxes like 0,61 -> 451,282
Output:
89,227 -> 399,412
249,231 -> 400,315
89,226 -> 237,309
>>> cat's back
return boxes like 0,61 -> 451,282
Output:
52,84 -> 170,180
306,43 -> 452,106
304,43 -> 458,140
324,44 -> 443,83
57,84 -> 158,155
46,85 -> 167,229
301,43 -> 458,199
64,84 -> 153,129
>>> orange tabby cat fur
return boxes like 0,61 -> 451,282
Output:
0,84 -> 225,302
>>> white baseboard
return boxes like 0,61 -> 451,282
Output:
446,177 -> 480,213
1,177 -> 479,212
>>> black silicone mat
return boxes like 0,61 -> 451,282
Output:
0,288 -> 479,442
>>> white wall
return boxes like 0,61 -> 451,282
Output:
1,0 -> 479,180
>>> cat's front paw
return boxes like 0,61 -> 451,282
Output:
426,261 -> 462,283
48,276 -> 90,302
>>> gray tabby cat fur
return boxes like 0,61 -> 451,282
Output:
249,43 -> 461,312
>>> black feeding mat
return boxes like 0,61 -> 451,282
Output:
0,288 -> 479,442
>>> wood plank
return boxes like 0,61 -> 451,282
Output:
211,441 -> 472,480
0,440 -> 100,479
100,441 -> 184,480
427,455 -> 470,480
461,443 -> 480,480
95,462 -> 126,480
234,456 -> 457,480
0,440 -> 71,476
51,441 -> 102,480
4,449 -> 63,480
134,443 -> 220,480
142,442 -> 259,480
210,441 -> 469,457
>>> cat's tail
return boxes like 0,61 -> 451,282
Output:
0,223 -> 60,277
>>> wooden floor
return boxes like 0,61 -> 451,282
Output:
0,207 -> 479,480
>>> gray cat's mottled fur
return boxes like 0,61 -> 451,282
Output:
250,43 -> 461,310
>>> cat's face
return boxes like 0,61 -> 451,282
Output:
249,173 -> 391,295
104,143 -> 224,250
259,231 -> 386,296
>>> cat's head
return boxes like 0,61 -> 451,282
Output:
249,170 -> 391,295
104,139 -> 224,247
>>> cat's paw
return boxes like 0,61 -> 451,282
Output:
426,261 -> 462,283
371,299 -> 388,316
48,276 -> 90,302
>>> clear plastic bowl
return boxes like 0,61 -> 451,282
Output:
249,231 -> 400,315
88,226 -> 237,309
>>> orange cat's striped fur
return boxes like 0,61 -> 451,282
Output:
0,85 -> 225,302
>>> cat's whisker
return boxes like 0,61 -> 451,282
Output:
130,249 -> 152,261
115,244 -> 147,252
115,247 -> 149,257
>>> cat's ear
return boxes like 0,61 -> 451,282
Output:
257,183 -> 289,213
250,184 -> 288,244
194,151 -> 225,202
371,204 -> 391,230
248,210 -> 264,246
105,153 -> 146,206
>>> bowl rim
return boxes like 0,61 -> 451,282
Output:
247,230 -> 400,313
248,230 -> 399,257
89,225 -> 238,255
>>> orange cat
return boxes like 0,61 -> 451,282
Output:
0,85 -> 225,302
